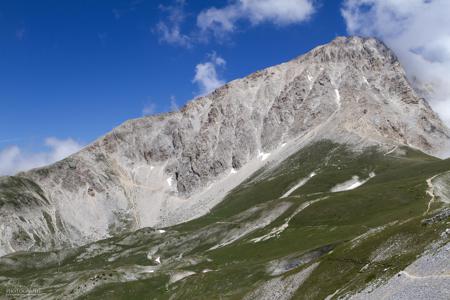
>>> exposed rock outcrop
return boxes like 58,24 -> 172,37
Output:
1,36 -> 449,256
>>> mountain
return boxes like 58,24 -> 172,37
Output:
0,37 -> 449,299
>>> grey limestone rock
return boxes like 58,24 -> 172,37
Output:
1,36 -> 449,256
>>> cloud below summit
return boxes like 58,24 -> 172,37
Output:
342,0 -> 450,127
0,137 -> 83,175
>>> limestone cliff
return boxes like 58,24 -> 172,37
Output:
1,36 -> 449,256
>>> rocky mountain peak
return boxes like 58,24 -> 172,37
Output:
2,36 -> 449,256
297,37 -> 395,68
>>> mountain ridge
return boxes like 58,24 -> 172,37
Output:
1,36 -> 449,257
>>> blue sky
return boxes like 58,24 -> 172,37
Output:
1,0 -> 449,174
0,1 -> 345,148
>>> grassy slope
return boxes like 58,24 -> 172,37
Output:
0,141 -> 449,299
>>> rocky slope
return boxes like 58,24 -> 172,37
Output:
0,141 -> 449,299
1,36 -> 450,257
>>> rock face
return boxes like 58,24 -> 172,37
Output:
1,36 -> 450,256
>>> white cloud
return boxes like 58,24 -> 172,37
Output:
169,95 -> 179,112
154,0 -> 191,47
342,0 -> 450,127
154,0 -> 316,45
0,137 -> 83,176
142,102 -> 157,116
197,0 -> 316,38
156,22 -> 191,47
142,96 -> 180,115
193,52 -> 226,95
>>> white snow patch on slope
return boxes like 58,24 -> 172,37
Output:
362,76 -> 369,85
166,177 -> 173,186
127,265 -> 158,275
258,150 -> 271,161
142,267 -> 155,273
331,172 -> 375,193
281,172 -> 317,199
230,168 -> 237,174
335,89 -> 341,107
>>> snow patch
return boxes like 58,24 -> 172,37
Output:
157,229 -> 166,234
230,168 -> 237,174
280,172 -> 317,198
141,266 -> 155,273
335,89 -> 341,107
257,150 -> 271,161
362,76 -> 369,85
331,172 -> 376,192
166,177 -> 173,187
281,143 -> 287,148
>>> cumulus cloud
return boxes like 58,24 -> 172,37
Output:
154,0 -> 191,47
341,0 -> 450,126
155,0 -> 316,45
0,137 -> 83,175
193,52 -> 226,95
197,0 -> 316,38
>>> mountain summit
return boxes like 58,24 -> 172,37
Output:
1,36 -> 450,300
1,36 -> 449,257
